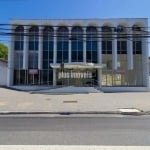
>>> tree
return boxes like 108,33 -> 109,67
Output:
0,43 -> 8,60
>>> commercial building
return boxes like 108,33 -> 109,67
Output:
7,18 -> 149,91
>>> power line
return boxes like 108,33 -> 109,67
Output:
0,23 -> 149,32
0,30 -> 148,37
0,23 -> 148,28
0,24 -> 149,44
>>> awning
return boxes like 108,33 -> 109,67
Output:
50,63 -> 105,69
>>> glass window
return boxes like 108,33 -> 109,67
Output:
29,41 -> 34,50
43,26 -> 54,51
43,60 -> 48,69
15,41 -> 23,50
86,41 -> 91,51
28,52 -> 38,69
78,51 -> 83,61
35,41 -> 38,50
86,51 -> 91,62
71,51 -> 77,62
57,26 -> 69,63
43,41 -> 48,51
92,41 -> 97,51
63,41 -> 69,50
86,41 -> 98,51
102,25 -> 112,57
42,26 -> 54,69
92,51 -> 97,63
43,51 -> 48,60
117,41 -> 127,54
71,41 -> 77,50
78,41 -> 83,51
57,51 -> 63,63
71,26 -> 83,62
14,26 -> 24,51
29,26 -> 39,51
102,41 -> 112,52
49,42 -> 54,51
86,27 -> 97,63
43,26 -> 54,41
107,41 -> 112,50
133,41 -> 142,51
14,52 -> 23,69
49,51 -> 53,62
63,51 -> 69,62
133,41 -> 142,54
57,41 -> 63,51
102,41 -> 106,50
122,41 -> 127,51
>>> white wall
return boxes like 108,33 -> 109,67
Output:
0,61 -> 7,86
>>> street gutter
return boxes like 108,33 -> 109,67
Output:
0,111 -> 150,116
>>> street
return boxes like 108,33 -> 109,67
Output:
0,116 -> 150,145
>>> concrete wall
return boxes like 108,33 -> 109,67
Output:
0,60 -> 7,86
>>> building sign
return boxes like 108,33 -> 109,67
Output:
58,71 -> 92,79
29,69 -> 38,75
115,70 -> 125,74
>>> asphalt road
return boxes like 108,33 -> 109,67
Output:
0,116 -> 150,145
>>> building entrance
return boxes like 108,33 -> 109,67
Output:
56,69 -> 97,87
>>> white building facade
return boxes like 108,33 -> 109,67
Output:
0,59 -> 7,86
7,18 -> 150,91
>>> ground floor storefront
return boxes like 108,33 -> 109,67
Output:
13,68 -> 98,87
13,67 -> 145,88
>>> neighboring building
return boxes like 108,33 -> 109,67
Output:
0,59 -> 7,86
149,57 -> 150,75
7,18 -> 149,91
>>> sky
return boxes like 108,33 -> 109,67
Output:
0,0 -> 150,55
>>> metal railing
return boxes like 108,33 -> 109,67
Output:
19,78 -> 102,91
55,78 -> 102,89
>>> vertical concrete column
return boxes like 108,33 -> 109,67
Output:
112,32 -> 117,70
23,25 -> 28,69
53,69 -> 56,86
98,27 -> 102,64
127,29 -> 133,70
53,27 -> 57,64
83,27 -> 86,63
97,27 -> 102,87
7,26 -> 15,86
142,31 -> 149,88
68,27 -> 71,63
38,26 -> 43,69
97,69 -> 102,88
53,27 -> 57,86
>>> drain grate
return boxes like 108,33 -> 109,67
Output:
63,100 -> 78,103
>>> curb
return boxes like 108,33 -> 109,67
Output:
0,111 -> 149,116
0,145 -> 150,150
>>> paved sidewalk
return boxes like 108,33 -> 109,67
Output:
0,87 -> 150,115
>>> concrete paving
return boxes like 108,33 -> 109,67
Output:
0,87 -> 150,115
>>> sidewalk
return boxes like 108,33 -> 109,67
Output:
0,87 -> 150,115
